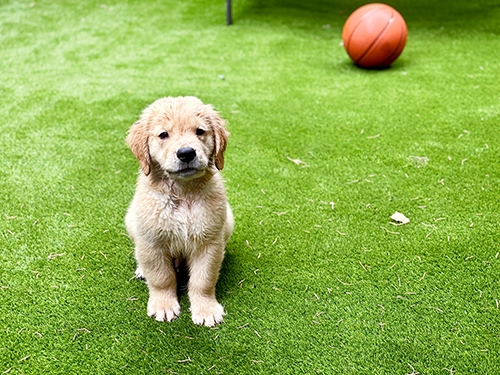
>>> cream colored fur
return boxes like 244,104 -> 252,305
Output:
125,96 -> 234,327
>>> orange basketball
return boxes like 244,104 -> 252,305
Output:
342,3 -> 407,69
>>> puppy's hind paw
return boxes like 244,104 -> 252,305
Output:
134,267 -> 145,280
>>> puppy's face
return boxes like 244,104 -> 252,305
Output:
127,97 -> 229,180
148,109 -> 214,180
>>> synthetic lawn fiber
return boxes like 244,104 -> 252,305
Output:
1,0 -> 499,373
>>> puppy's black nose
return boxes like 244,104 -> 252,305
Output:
176,147 -> 196,163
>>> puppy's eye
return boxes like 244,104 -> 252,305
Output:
196,128 -> 206,136
158,132 -> 169,139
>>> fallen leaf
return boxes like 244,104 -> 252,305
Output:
391,212 -> 410,224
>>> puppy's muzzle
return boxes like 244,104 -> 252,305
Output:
177,147 -> 197,163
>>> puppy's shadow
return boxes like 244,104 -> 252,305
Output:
174,258 -> 190,296
134,258 -> 190,297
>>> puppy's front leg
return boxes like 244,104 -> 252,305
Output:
137,248 -> 181,322
187,246 -> 226,327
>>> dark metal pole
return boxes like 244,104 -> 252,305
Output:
226,0 -> 232,25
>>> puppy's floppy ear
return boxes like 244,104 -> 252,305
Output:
207,109 -> 229,170
126,119 -> 151,176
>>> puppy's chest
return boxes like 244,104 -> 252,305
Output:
153,193 -> 219,242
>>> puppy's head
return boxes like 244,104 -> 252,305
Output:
126,96 -> 229,180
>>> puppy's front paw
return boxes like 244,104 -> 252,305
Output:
191,300 -> 225,327
147,294 -> 181,322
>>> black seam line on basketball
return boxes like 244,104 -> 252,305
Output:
377,22 -> 406,68
346,7 -> 381,51
357,11 -> 395,66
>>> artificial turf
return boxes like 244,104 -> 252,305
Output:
1,0 -> 499,373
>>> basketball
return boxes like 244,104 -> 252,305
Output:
342,3 -> 407,69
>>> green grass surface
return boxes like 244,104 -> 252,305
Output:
1,0 -> 499,373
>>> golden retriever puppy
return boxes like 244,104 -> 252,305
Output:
125,96 -> 234,327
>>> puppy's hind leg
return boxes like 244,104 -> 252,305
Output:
224,203 -> 235,245
135,265 -> 146,280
